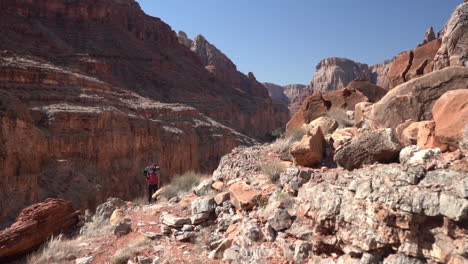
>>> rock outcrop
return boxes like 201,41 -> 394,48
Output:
421,26 -> 436,45
370,66 -> 468,129
434,1 -> 468,69
387,39 -> 441,88
283,84 -> 309,104
262,82 -> 290,106
344,78 -> 388,103
310,57 -> 372,93
0,0 -> 290,225
287,88 -> 369,130
370,59 -> 393,90
433,89 -> 468,148
0,54 -> 256,226
0,199 -> 79,262
334,128 -> 403,170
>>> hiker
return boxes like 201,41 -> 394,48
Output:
145,163 -> 160,203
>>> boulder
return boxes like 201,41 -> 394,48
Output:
95,197 -> 126,220
345,79 -> 388,103
0,199 -> 79,262
395,120 -> 418,146
290,127 -> 325,167
434,2 -> 468,69
416,121 -> 449,151
228,182 -> 261,211
370,66 -> 468,129
191,197 -> 216,224
267,208 -> 292,231
109,209 -> 125,225
331,127 -> 359,149
354,102 -> 373,128
160,213 -> 191,228
113,221 -> 132,237
399,146 -> 441,166
309,117 -> 339,135
194,179 -> 214,196
432,89 -> 468,148
214,192 -> 230,205
334,128 -> 403,170
208,238 -> 233,260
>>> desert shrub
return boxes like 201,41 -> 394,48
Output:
27,235 -> 79,264
111,236 -> 151,264
271,128 -> 285,139
285,127 -> 307,142
161,171 -> 209,200
79,211 -> 114,238
261,160 -> 284,182
269,136 -> 293,155
326,108 -> 353,128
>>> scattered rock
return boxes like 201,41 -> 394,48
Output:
229,181 -> 261,211
383,254 -> 426,264
194,179 -> 214,196
174,231 -> 196,242
144,232 -> 164,240
161,213 -> 191,228
95,197 -> 126,220
208,238 -> 233,259
242,223 -> 263,242
214,192 -> 230,205
137,256 -> 152,264
212,181 -> 225,191
290,127 -> 325,167
294,241 -> 312,263
113,221 -> 132,237
109,209 -> 125,225
399,146 -> 441,166
334,128 -> 403,170
191,197 -> 216,224
267,208 -> 292,231
75,256 -> 93,264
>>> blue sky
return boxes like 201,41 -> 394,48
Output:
138,0 -> 461,85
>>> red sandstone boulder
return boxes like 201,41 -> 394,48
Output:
0,199 -> 79,262
417,121 -> 449,151
345,78 -> 388,103
229,182 -> 261,211
290,127 -> 325,167
396,120 -> 418,146
433,89 -> 468,148
287,88 -> 369,130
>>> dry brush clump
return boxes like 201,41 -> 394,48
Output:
326,108 -> 353,128
160,171 -> 210,200
111,236 -> 151,264
269,127 -> 307,156
26,235 -> 79,264
261,160 -> 285,182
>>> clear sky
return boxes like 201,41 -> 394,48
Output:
138,0 -> 462,85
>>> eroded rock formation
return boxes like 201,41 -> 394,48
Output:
0,199 -> 79,262
310,57 -> 372,94
263,82 -> 290,106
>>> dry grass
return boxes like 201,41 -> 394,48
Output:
276,192 -> 295,209
111,236 -> 151,264
79,212 -> 114,238
27,235 -> 79,264
285,127 -> 307,142
160,171 -> 209,200
269,127 -> 307,157
326,108 -> 353,128
261,160 -> 284,182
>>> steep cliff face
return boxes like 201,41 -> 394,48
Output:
0,54 -> 256,227
0,0 -> 288,140
434,1 -> 468,70
263,82 -> 290,106
370,59 -> 393,90
310,57 -> 373,94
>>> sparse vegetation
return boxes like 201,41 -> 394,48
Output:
161,171 -> 209,200
111,236 -> 151,264
326,108 -> 353,127
268,126 -> 307,158
270,128 -> 285,139
79,211 -> 114,238
285,127 -> 307,141
275,192 -> 295,209
261,160 -> 284,182
27,235 -> 79,264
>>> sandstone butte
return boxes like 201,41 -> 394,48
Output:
0,0 -> 289,227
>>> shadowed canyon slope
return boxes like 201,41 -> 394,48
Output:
0,0 -> 288,226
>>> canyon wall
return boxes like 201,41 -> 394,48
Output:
0,0 -> 288,225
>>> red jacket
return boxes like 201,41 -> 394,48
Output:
146,172 -> 160,185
